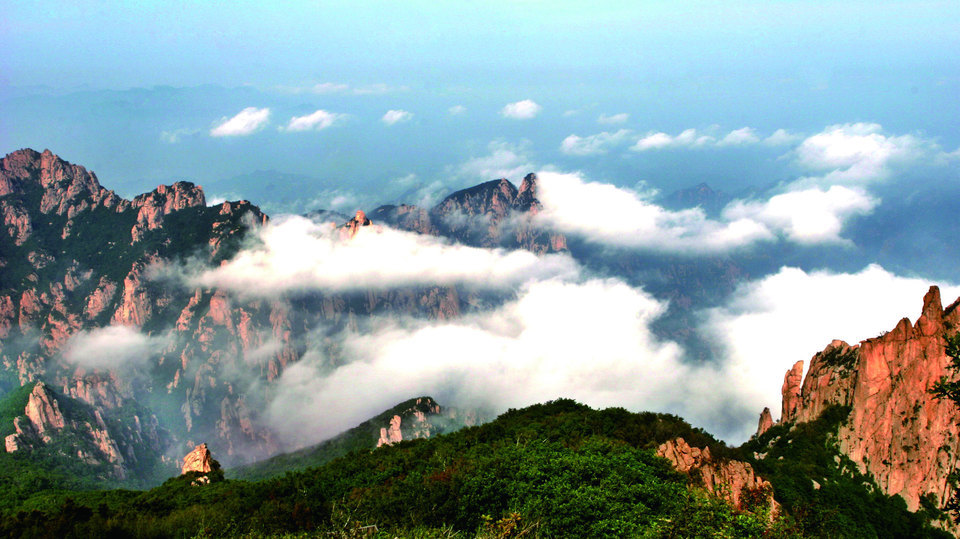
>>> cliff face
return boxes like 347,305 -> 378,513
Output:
376,397 -> 443,447
3,382 -> 166,480
774,286 -> 960,515
0,150 -> 560,477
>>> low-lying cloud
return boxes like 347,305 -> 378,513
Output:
210,107 -> 271,137
265,278 -> 737,447
62,326 -> 173,371
560,130 -> 633,156
181,216 -> 579,295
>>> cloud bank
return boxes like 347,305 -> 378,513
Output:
560,130 -> 632,156
210,107 -> 271,137
182,216 -> 579,295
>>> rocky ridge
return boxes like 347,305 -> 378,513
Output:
767,286 -> 960,521
0,149 -> 563,477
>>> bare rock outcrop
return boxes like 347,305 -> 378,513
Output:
181,442 -> 217,475
756,407 -> 773,437
773,286 -> 960,517
377,397 -> 444,447
658,437 -> 779,516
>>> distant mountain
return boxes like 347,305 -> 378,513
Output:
659,182 -> 731,217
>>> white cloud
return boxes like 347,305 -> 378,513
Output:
536,171 -> 774,252
764,128 -> 802,146
265,278 -> 728,446
62,326 -> 172,371
501,99 -> 542,120
210,107 -> 271,137
703,265 -> 960,438
719,127 -> 761,146
723,186 -> 877,244
311,82 -> 350,94
632,128 -> 716,151
457,140 -> 534,181
182,216 -> 579,295
560,129 -> 633,156
382,109 -> 413,125
283,110 -> 346,132
793,122 -> 930,185
598,113 -> 629,125
448,105 -> 467,115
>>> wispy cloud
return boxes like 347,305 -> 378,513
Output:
283,110 -> 346,132
210,107 -> 271,137
448,105 -> 467,115
456,140 -> 534,181
160,128 -> 199,144
598,113 -> 629,125
382,109 -> 413,125
560,129 -> 633,156
719,127 -> 760,146
501,99 -> 542,120
63,326 -> 173,371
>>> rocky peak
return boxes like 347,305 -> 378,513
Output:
780,360 -> 803,421
376,397 -> 443,448
514,173 -> 540,212
756,407 -> 773,437
181,442 -> 218,475
25,382 -> 66,436
130,181 -> 206,242
770,285 -> 960,520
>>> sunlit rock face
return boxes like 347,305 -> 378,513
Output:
657,437 -> 779,517
775,286 -> 960,519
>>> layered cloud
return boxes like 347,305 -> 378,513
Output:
210,107 -> 271,137
501,100 -> 542,120
62,326 -> 172,371
265,277 -> 733,446
283,110 -> 346,132
560,129 -> 633,156
181,216 -> 579,295
382,109 -> 413,125
703,265 -> 960,437
632,128 -> 717,151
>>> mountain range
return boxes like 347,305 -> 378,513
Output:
2,148 -> 960,536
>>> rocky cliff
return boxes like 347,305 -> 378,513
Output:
770,286 -> 960,519
0,149 -> 560,479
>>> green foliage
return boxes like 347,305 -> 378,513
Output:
929,331 -> 960,521
0,400 -> 790,538
819,346 -> 859,369
742,406 -> 950,538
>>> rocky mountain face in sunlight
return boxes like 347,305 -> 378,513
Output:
373,173 -> 567,253
0,149 -> 567,476
768,286 -> 960,525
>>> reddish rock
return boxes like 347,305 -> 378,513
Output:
757,407 -> 773,437
775,286 -> 960,519
658,437 -> 779,516
130,182 -> 206,243
181,442 -> 217,475
780,360 -> 804,421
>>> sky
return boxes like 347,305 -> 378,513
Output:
6,1 -> 960,444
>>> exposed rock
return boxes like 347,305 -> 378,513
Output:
774,286 -> 960,520
757,407 -> 773,437
25,382 -> 66,437
780,361 -> 804,422
377,397 -> 444,447
378,415 -> 403,447
130,182 -> 206,243
658,437 -> 779,516
181,443 -> 221,484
